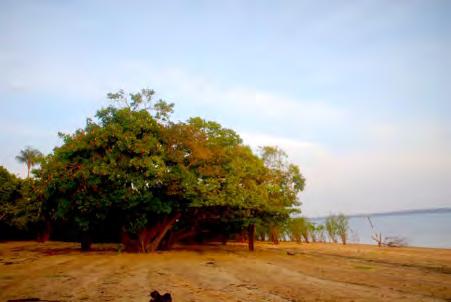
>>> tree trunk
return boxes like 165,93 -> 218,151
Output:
341,235 -> 347,245
161,228 -> 197,250
80,232 -> 92,252
36,220 -> 51,242
159,230 -> 174,251
121,230 -> 135,252
221,234 -> 228,245
121,213 -> 181,253
138,230 -> 146,253
270,227 -> 279,245
137,228 -> 155,253
248,223 -> 255,252
147,212 -> 181,252
238,230 -> 247,243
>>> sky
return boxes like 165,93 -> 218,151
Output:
1,0 -> 450,216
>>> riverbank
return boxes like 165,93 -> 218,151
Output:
1,241 -> 450,301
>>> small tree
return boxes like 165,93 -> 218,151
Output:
315,224 -> 326,242
16,147 -> 43,178
325,214 -> 349,245
325,215 -> 338,243
288,217 -> 311,243
308,222 -> 317,242
255,221 -> 269,241
335,214 -> 349,245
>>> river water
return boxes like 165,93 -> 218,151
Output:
312,211 -> 451,248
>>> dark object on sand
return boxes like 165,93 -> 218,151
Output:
150,290 -> 172,302
287,251 -> 296,255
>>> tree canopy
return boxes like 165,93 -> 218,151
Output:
2,89 -> 306,252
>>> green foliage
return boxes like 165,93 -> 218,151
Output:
10,179 -> 44,229
325,215 -> 338,243
6,88 -> 307,251
106,88 -> 174,122
0,166 -> 20,223
255,220 -> 270,241
287,217 -> 311,243
40,102 -> 168,233
0,166 -> 43,230
325,214 -> 349,244
259,146 -> 305,213
335,214 -> 349,244
254,146 -> 306,243
40,89 -> 263,237
312,223 -> 326,242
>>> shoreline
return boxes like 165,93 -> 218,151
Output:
1,239 -> 450,251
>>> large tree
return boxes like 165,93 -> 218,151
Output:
37,89 -> 306,252
38,90 -> 172,251
173,119 -> 271,251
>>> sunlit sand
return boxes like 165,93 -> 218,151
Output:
1,241 -> 450,301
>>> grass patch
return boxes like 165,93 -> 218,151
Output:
353,265 -> 374,270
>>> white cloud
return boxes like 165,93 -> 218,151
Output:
0,56 -> 347,135
240,132 -> 327,168
241,129 -> 451,217
107,61 -> 348,130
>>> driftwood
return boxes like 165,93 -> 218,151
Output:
367,217 -> 407,247
384,236 -> 408,247
371,232 -> 383,247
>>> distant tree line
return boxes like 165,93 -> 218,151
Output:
0,89 -> 307,252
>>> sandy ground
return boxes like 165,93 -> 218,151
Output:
0,241 -> 450,302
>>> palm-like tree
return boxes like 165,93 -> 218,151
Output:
15,146 -> 43,178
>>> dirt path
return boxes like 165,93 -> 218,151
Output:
1,241 -> 450,301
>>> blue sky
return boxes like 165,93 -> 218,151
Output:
1,0 -> 450,216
